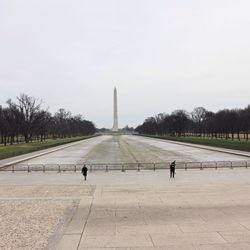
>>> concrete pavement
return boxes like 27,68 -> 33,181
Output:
57,168 -> 250,250
1,169 -> 250,249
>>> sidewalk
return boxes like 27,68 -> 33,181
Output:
56,169 -> 250,250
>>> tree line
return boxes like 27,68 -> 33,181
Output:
135,105 -> 250,141
0,94 -> 96,146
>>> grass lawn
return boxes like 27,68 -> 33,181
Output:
0,135 -> 97,160
143,135 -> 250,152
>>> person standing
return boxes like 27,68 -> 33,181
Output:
170,161 -> 176,178
81,165 -> 88,181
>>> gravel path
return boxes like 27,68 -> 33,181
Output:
0,185 -> 93,250
0,199 -> 72,250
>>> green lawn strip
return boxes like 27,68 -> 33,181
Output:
141,135 -> 250,152
0,135 -> 98,160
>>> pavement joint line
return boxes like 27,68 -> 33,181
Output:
198,214 -> 207,224
0,136 -> 99,169
216,231 -> 229,243
45,199 -> 80,250
88,185 -> 97,196
64,233 -> 81,235
77,198 -> 94,250
238,222 -> 250,231
148,233 -> 155,247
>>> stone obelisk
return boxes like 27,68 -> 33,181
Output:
112,87 -> 118,132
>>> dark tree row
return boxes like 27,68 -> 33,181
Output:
135,105 -> 250,141
0,94 -> 96,146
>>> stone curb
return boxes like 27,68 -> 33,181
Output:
45,199 -> 80,250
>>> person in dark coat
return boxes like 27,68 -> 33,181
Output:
81,165 -> 88,180
170,161 -> 176,178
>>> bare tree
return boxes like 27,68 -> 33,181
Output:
136,105 -> 250,141
11,94 -> 43,143
0,94 -> 96,146
191,107 -> 208,136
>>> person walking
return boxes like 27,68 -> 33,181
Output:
81,165 -> 88,181
170,161 -> 176,178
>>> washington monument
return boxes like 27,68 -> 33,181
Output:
112,87 -> 118,132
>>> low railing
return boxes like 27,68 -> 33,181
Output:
0,160 -> 250,172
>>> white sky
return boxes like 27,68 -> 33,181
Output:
0,0 -> 250,128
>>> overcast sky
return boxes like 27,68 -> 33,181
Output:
0,0 -> 250,128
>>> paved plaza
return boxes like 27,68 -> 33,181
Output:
1,169 -> 250,250
0,135 -> 250,250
